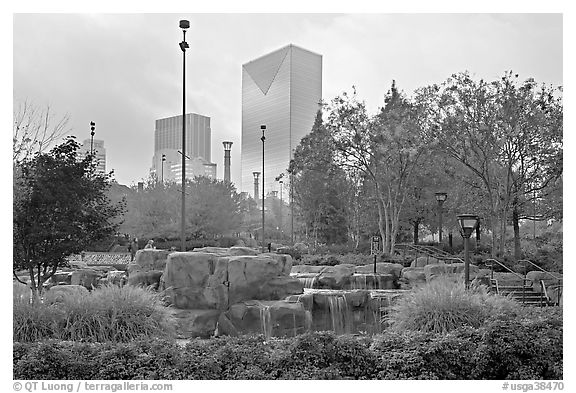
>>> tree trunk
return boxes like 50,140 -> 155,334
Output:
413,221 -> 419,245
512,199 -> 522,262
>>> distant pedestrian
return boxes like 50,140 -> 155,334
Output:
129,237 -> 139,261
145,240 -> 155,249
267,243 -> 272,253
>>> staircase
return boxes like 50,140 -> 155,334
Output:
491,279 -> 552,307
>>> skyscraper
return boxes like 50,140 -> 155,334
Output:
79,139 -> 106,175
241,44 -> 322,196
151,113 -> 216,181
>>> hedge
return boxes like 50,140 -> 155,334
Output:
14,308 -> 562,380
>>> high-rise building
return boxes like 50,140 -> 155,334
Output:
241,44 -> 322,196
151,113 -> 216,181
79,139 -> 106,175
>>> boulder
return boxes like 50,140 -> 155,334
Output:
163,252 -> 229,310
169,308 -> 221,338
400,267 -> 427,287
347,273 -> 396,290
258,276 -> 303,300
224,300 -> 309,337
291,265 -> 325,274
193,247 -> 231,256
106,270 -> 128,286
424,264 -> 450,281
264,253 -> 293,275
44,285 -> 89,304
229,246 -> 260,256
128,270 -> 163,289
410,256 -> 444,268
48,271 -> 73,286
354,263 -> 404,280
315,264 -> 356,290
227,255 -> 295,304
526,271 -> 563,293
133,249 -> 171,272
71,269 -> 102,289
13,281 -> 31,303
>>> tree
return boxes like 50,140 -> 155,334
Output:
13,137 -> 125,300
187,177 -> 243,238
328,83 -> 427,255
290,110 -> 350,246
13,100 -> 70,165
415,71 -> 563,259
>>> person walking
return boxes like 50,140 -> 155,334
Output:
129,237 -> 139,261
145,239 -> 155,249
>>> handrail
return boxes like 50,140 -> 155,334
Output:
540,279 -> 550,305
517,259 -> 562,281
484,258 -> 526,282
442,257 -> 465,264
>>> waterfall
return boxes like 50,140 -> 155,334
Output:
327,294 -> 351,334
258,303 -> 273,340
297,274 -> 319,288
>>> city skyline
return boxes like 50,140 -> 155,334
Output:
13,13 -> 563,188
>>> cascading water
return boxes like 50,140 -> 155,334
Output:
258,303 -> 273,340
326,294 -> 351,334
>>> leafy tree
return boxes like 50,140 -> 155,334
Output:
13,137 -> 125,300
328,83 -> 427,255
415,71 -> 562,259
290,110 -> 350,246
187,177 -> 243,238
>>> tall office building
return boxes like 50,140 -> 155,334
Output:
79,139 -> 106,175
241,44 -> 322,196
151,113 -> 216,181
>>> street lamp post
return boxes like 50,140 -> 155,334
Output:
457,214 -> 480,289
161,154 -> 166,183
279,180 -> 283,238
90,122 -> 96,156
435,192 -> 447,244
179,19 -> 190,252
260,125 -> 266,253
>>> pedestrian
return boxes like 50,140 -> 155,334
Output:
267,242 -> 272,253
145,239 -> 155,249
129,237 -> 139,261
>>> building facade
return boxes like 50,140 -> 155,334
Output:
151,113 -> 216,182
241,44 -> 322,196
79,138 -> 106,175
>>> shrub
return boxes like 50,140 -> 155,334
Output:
13,285 -> 175,343
385,277 -> 521,334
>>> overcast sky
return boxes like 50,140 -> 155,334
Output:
12,13 -> 563,187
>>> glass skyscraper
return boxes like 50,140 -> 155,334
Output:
151,113 -> 216,181
241,44 -> 322,196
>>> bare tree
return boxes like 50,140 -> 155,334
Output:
13,100 -> 71,164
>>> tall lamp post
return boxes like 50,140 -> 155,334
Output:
260,125 -> 266,253
90,122 -> 96,155
179,19 -> 190,252
435,192 -> 447,244
457,214 -> 479,289
161,154 -> 166,183
279,180 -> 283,238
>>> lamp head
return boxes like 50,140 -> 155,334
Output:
260,125 -> 266,132
179,20 -> 190,30
253,171 -> 260,179
457,214 -> 479,238
435,192 -> 448,203
222,141 -> 233,150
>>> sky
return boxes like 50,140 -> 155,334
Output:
12,12 -> 563,188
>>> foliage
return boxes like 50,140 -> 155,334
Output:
13,285 -> 175,342
386,277 -> 521,334
291,110 -> 351,245
14,309 -> 562,380
13,137 -> 125,299
120,176 -> 243,240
